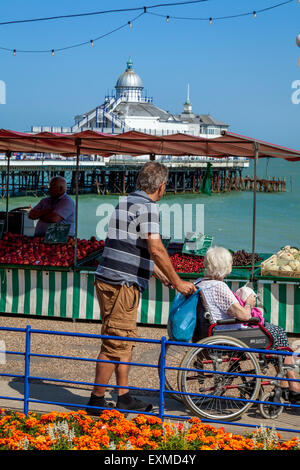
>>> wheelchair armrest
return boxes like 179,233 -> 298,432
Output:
246,317 -> 260,325
216,318 -> 240,325
216,317 -> 260,325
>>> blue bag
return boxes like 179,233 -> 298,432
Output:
167,289 -> 200,342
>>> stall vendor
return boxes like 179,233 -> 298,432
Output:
28,176 -> 75,237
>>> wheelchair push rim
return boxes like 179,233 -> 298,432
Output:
178,335 -> 262,422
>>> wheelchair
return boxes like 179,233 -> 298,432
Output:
161,289 -> 297,422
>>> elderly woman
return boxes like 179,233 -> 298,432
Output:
197,246 -> 300,404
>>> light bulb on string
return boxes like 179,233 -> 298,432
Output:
253,11 -> 257,19
128,21 -> 132,29
13,49 -> 16,56
90,39 -> 94,47
166,16 -> 170,23
51,49 -> 55,56
296,33 -> 300,48
209,17 -> 213,25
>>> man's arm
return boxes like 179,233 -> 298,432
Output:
39,212 -> 63,223
153,264 -> 173,287
28,208 -> 63,223
147,233 -> 196,296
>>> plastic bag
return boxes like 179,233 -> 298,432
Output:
167,289 -> 199,342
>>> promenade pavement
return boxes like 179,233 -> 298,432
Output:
0,315 -> 299,440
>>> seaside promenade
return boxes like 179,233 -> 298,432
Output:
0,314 -> 299,441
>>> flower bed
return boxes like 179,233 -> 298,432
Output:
0,409 -> 299,451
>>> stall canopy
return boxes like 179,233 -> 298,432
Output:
1,128 -> 299,273
0,128 -> 300,160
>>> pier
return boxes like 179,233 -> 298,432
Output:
0,157 -> 286,197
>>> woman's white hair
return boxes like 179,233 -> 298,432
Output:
204,246 -> 233,280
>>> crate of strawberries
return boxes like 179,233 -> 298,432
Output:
169,253 -> 205,276
0,233 -> 105,269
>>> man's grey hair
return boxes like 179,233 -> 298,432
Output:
50,176 -> 67,190
136,162 -> 168,194
204,246 -> 233,280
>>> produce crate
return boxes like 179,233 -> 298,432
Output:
0,262 -> 72,271
182,234 -> 213,257
75,248 -> 104,268
0,248 -> 104,272
229,250 -> 271,270
261,254 -> 300,278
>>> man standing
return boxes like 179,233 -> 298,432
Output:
28,176 -> 75,237
86,162 -> 196,414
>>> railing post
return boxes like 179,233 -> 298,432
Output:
24,325 -> 31,415
158,336 -> 167,422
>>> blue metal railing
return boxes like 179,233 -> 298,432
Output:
0,325 -> 299,435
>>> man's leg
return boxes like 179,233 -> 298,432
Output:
115,351 -> 132,397
92,352 -> 116,397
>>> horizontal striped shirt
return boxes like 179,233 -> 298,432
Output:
95,190 -> 160,292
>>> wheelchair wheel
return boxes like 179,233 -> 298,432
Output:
258,391 -> 284,419
178,335 -> 261,421
158,343 -> 190,402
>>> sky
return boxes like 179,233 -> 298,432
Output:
0,0 -> 299,148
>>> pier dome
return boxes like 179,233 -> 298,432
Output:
115,58 -> 143,101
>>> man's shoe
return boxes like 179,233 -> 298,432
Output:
85,393 -> 114,416
116,393 -> 153,412
289,390 -> 300,405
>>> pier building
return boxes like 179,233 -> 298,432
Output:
31,58 -> 229,139
3,59 -> 279,197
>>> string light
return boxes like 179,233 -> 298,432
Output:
296,33 -> 300,47
0,0 -> 295,56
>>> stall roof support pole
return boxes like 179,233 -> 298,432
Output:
74,141 -> 81,268
5,150 -> 11,231
251,142 -> 259,281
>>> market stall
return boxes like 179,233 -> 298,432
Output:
0,129 -> 300,332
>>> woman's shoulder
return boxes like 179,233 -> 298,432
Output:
200,279 -> 229,292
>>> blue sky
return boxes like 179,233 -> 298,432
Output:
0,0 -> 299,148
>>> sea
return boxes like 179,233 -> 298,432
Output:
0,157 -> 299,254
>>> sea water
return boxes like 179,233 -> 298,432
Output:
0,157 -> 298,253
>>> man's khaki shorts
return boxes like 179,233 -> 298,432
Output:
95,280 -> 140,361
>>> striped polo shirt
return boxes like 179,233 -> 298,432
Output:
95,190 -> 160,292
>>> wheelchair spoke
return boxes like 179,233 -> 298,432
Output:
179,337 -> 261,421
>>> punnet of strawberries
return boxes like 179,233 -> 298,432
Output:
0,233 -> 104,267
